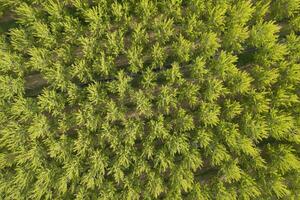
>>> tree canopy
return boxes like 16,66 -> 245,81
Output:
0,0 -> 300,199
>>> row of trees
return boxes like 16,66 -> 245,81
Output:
0,0 -> 300,199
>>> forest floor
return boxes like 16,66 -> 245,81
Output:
0,11 -> 17,34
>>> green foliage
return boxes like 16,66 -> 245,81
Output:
0,0 -> 300,199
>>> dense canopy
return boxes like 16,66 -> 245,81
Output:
0,0 -> 300,199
